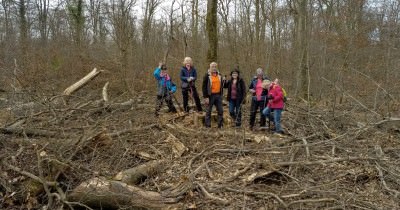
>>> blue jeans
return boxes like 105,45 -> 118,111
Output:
229,99 -> 242,126
262,107 -> 283,133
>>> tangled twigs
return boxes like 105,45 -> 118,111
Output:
375,162 -> 400,198
197,183 -> 229,205
224,187 -> 288,208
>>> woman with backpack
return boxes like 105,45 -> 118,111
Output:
262,81 -> 285,134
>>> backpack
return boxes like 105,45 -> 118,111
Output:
281,87 -> 287,102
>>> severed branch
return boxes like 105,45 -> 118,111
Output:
0,127 -> 57,137
102,82 -> 109,102
113,160 -> 166,185
302,138 -> 310,159
63,68 -> 103,96
224,187 -> 288,208
68,177 -> 181,209
2,160 -> 57,187
222,161 -> 254,182
197,183 -> 229,205
275,156 -> 377,167
375,163 -> 400,198
287,198 -> 337,207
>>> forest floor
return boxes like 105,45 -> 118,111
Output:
0,82 -> 399,209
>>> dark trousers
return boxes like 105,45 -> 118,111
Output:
249,99 -> 266,128
155,94 -> 176,116
205,94 -> 223,128
229,99 -> 242,126
182,86 -> 203,112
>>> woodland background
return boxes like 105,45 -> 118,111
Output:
0,0 -> 399,209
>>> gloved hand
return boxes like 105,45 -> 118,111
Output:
267,95 -> 274,100
249,89 -> 256,93
187,77 -> 192,82
190,77 -> 195,81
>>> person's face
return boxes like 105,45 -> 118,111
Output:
210,63 -> 217,71
211,69 -> 217,75
185,63 -> 191,69
232,72 -> 238,79
161,66 -> 167,73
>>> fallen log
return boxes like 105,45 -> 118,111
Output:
68,177 -> 181,210
63,68 -> 102,96
113,160 -> 166,185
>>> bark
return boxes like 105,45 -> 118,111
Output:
68,177 -> 181,210
114,160 -> 166,185
63,68 -> 102,95
206,0 -> 218,62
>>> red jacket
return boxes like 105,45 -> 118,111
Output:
267,83 -> 284,109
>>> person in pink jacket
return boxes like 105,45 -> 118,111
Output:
262,81 -> 284,134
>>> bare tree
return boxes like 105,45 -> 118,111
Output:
35,0 -> 49,45
106,0 -> 136,85
67,0 -> 85,47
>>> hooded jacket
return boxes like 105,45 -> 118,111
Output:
267,83 -> 284,109
154,67 -> 176,95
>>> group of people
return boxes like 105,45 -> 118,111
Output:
153,57 -> 285,134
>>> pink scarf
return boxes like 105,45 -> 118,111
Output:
160,72 -> 170,87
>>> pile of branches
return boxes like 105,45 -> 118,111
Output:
1,69 -> 400,209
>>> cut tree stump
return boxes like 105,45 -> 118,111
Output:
68,177 -> 181,210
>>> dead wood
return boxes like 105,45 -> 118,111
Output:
67,177 -> 181,210
0,127 -> 57,137
165,133 -> 188,157
114,160 -> 166,185
63,68 -> 102,96
102,82 -> 109,102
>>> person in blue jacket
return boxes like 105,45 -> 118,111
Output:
154,63 -> 177,117
180,57 -> 203,113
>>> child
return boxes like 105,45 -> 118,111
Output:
154,63 -> 177,117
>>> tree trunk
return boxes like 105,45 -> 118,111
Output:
206,0 -> 218,62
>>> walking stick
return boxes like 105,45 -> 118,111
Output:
171,93 -> 184,112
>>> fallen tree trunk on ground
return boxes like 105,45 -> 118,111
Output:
68,177 -> 182,210
63,68 -> 102,96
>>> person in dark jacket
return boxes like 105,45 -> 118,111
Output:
248,68 -> 270,130
153,63 -> 177,117
202,62 -> 224,128
224,68 -> 246,127
180,57 -> 203,112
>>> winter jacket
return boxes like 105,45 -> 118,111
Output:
224,78 -> 246,103
267,83 -> 284,109
202,71 -> 224,98
249,76 -> 270,101
154,67 -> 177,95
180,66 -> 198,89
